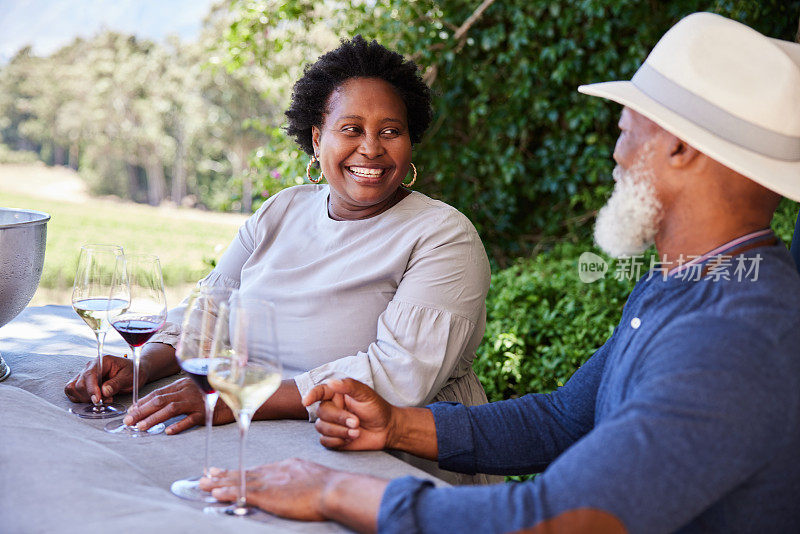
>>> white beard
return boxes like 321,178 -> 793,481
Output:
594,153 -> 662,258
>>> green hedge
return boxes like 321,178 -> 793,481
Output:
475,242 -> 639,401
476,198 -> 798,402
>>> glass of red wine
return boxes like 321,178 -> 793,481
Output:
104,254 -> 167,437
170,286 -> 234,502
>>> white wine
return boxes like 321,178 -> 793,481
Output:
73,298 -> 128,332
208,361 -> 281,417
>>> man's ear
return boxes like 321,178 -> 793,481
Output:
311,126 -> 321,156
666,134 -> 701,168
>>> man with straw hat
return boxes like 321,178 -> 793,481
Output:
199,13 -> 800,533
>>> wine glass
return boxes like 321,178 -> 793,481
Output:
70,244 -> 127,418
205,296 -> 282,517
170,286 -> 234,502
104,254 -> 168,437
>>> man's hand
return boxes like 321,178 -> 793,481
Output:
199,459 -> 334,521
123,377 -> 234,434
302,378 -> 396,451
64,354 -> 139,404
199,459 -> 387,533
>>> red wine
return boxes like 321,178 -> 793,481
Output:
180,358 -> 226,395
112,319 -> 162,347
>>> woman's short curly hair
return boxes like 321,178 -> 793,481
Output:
285,35 -> 432,156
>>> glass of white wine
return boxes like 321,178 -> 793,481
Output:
70,244 -> 127,418
206,295 -> 282,517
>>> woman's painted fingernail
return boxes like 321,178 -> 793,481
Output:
91,395 -> 98,404
347,428 -> 360,438
345,418 -> 357,428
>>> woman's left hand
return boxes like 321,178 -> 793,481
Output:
199,459 -> 337,521
123,377 -> 234,434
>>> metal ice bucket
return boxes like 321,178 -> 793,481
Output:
0,207 -> 50,381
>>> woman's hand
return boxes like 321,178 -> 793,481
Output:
302,378 -> 396,451
64,354 -> 139,404
64,342 -> 181,405
123,377 -> 235,435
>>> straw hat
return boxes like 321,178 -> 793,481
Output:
578,12 -> 800,202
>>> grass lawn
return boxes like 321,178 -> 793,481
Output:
0,185 -> 246,307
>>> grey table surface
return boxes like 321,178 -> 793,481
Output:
0,305 -> 445,534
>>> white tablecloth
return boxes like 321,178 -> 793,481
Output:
0,305 -> 444,533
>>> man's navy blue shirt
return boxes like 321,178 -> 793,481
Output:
790,210 -> 800,273
378,235 -> 800,533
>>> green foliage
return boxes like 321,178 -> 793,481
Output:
772,198 -> 799,247
475,242 -> 650,401
219,1 -> 340,209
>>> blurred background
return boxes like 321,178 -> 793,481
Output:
1,0 -> 797,402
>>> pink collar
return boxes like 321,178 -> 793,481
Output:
668,229 -> 774,276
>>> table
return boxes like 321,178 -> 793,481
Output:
0,305 -> 445,533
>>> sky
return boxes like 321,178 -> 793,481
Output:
0,0 -> 219,62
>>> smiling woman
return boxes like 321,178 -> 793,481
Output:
64,36 -> 493,483
312,77 -> 413,220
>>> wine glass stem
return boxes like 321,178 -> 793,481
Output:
236,413 -> 252,510
131,345 -> 142,406
93,330 -> 107,407
202,392 -> 219,477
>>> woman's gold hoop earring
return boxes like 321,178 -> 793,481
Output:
306,156 -> 323,184
403,162 -> 417,188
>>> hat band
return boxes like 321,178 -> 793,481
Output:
632,64 -> 800,161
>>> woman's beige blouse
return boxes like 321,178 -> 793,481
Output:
152,184 -> 491,418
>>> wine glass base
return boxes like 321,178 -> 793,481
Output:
204,504 -> 258,517
70,402 -> 127,419
0,354 -> 11,382
171,477 -> 218,503
104,420 -> 166,437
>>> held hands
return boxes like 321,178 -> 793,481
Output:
123,378 -> 234,435
302,378 -> 397,451
64,354 -> 140,405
